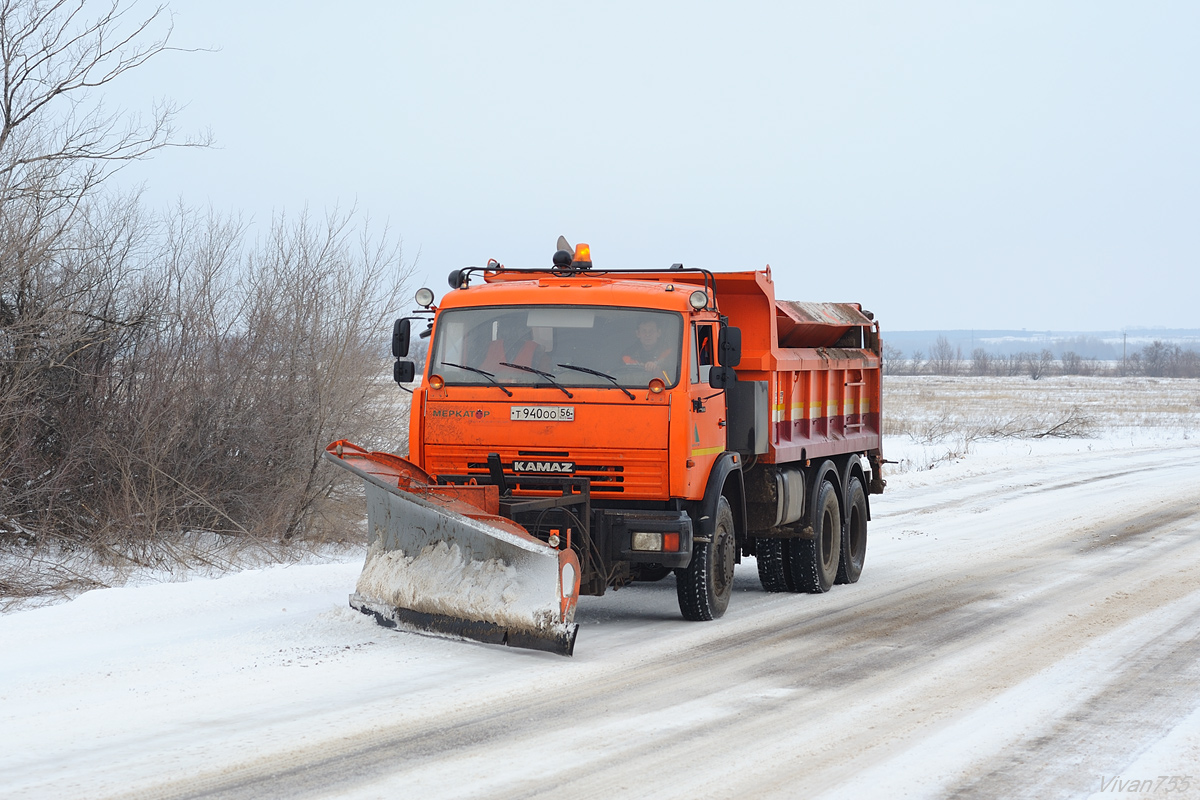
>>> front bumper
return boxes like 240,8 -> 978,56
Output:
602,509 -> 694,568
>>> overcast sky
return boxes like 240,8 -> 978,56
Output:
111,1 -> 1198,332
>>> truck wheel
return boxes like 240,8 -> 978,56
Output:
836,477 -> 868,585
756,538 -> 793,593
789,479 -> 841,593
676,496 -> 736,620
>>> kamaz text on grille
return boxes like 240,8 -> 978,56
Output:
513,461 -> 575,473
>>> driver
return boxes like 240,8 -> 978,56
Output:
622,318 -> 673,375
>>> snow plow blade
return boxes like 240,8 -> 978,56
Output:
325,441 -> 580,656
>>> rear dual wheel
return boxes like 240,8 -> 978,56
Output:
792,479 -> 842,593
755,538 -> 792,593
836,477 -> 868,584
757,479 -> 842,594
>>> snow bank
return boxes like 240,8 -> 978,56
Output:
355,540 -> 543,629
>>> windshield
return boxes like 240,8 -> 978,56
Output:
430,305 -> 684,389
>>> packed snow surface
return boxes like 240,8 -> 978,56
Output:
354,540 -> 533,629
3,419 -> 1200,798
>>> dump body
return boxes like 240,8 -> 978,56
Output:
709,270 -> 883,470
334,259 -> 884,654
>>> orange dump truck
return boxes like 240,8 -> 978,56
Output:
326,243 -> 884,655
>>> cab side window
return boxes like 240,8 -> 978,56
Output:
692,323 -> 715,384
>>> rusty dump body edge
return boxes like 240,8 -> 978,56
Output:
324,441 -> 580,656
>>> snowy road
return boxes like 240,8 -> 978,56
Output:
4,438 -> 1200,799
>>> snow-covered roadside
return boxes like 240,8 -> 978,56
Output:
3,431 -> 1200,799
0,559 -> 533,798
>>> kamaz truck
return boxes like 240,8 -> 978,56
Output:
327,241 -> 884,655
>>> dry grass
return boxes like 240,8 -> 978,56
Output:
883,375 -> 1200,472
885,375 -> 1200,435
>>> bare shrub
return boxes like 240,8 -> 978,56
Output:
1020,349 -> 1056,380
909,349 -> 926,375
1061,350 -> 1082,375
881,342 -> 904,375
995,352 -> 1022,377
970,348 -> 992,376
1,3 -> 409,599
929,335 -> 961,375
1,200 -> 409,547
119,207 -> 410,545
1136,341 -> 1200,378
979,406 -> 1093,439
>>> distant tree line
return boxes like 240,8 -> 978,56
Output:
1,1 -> 409,573
882,336 -> 1200,379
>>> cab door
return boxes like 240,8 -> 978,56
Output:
684,320 -> 727,496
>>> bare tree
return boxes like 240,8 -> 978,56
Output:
881,341 -> 904,375
970,347 -> 992,376
929,335 -> 961,375
1134,341 -> 1200,378
0,3 -> 411,596
110,207 -> 410,543
0,0 -> 208,207
1060,350 -> 1082,376
909,349 -> 925,376
1023,349 -> 1055,380
1,0 -> 202,547
2,199 -> 410,551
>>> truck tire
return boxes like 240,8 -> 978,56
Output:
789,479 -> 841,593
836,477 -> 868,585
676,496 -> 736,620
755,538 -> 793,593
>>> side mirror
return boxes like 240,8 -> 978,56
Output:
392,318 -> 411,358
708,365 -> 736,389
718,326 -> 742,367
394,360 -> 416,384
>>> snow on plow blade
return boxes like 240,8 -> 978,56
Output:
324,441 -> 580,656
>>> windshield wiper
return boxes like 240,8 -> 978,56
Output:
439,362 -> 513,397
556,363 -> 636,400
500,362 -> 574,398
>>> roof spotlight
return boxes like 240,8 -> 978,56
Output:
688,290 -> 708,310
415,287 -> 435,307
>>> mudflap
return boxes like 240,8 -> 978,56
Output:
325,440 -> 581,657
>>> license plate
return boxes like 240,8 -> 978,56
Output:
510,406 -> 575,421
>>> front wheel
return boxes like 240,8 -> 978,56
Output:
677,496 -> 736,620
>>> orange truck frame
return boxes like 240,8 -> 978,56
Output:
386,244 -> 884,625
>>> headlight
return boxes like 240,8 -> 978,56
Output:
631,532 -> 663,551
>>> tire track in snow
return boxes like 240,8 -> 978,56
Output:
882,445 -> 1200,522
943,608 -> 1200,799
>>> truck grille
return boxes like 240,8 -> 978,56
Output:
424,447 -> 668,498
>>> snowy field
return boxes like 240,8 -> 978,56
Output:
2,376 -> 1200,799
